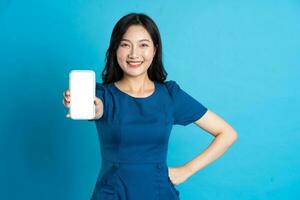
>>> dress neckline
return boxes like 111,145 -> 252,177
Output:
111,81 -> 157,100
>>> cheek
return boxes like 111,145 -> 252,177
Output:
116,48 -> 128,61
143,50 -> 155,61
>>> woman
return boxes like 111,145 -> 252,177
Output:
63,13 -> 238,200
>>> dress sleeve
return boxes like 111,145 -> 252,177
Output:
88,82 -> 105,122
165,80 -> 208,126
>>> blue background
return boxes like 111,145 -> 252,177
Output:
1,0 -> 299,199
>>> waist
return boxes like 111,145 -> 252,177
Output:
102,157 -> 167,168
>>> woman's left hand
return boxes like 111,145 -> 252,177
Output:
167,165 -> 193,186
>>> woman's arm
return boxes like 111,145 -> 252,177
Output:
168,109 -> 238,185
184,109 -> 238,176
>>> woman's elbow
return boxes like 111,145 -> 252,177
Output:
232,131 -> 238,141
229,129 -> 238,144
223,127 -> 238,144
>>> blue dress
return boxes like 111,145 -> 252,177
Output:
89,80 -> 208,200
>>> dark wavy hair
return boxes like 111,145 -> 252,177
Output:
102,13 -> 168,84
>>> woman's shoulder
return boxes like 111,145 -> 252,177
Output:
163,79 -> 181,88
96,82 -> 111,90
95,82 -> 113,101
162,80 -> 181,96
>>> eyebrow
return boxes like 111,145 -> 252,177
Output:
121,39 -> 151,42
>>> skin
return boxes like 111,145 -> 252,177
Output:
114,25 -> 157,97
63,24 -> 238,187
167,111 -> 238,186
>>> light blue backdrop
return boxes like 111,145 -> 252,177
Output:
1,0 -> 299,199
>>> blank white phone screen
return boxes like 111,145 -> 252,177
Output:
69,70 -> 95,120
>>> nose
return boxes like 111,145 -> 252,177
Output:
128,46 -> 139,59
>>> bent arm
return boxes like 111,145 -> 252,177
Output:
184,109 -> 238,176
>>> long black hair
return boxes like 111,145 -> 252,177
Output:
102,13 -> 167,84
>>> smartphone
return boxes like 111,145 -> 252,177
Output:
69,70 -> 95,120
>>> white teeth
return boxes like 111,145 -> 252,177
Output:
127,61 -> 142,65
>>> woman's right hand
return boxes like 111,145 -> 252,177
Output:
62,90 -> 71,118
62,89 -> 103,119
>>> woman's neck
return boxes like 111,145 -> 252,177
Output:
115,75 -> 154,94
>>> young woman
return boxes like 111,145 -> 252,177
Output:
63,13 -> 238,200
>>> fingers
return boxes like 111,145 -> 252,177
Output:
64,90 -> 70,96
63,90 -> 70,99
63,90 -> 71,108
62,98 -> 70,106
94,97 -> 104,120
63,89 -> 71,118
94,97 -> 101,105
94,98 -> 100,115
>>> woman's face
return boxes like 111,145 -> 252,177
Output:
116,25 -> 156,78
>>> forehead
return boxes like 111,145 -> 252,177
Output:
122,25 -> 152,42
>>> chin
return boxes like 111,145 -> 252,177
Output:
124,70 -> 148,77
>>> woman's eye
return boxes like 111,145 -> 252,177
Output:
120,43 -> 129,47
141,43 -> 149,47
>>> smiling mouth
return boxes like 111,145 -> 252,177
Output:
127,61 -> 143,67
